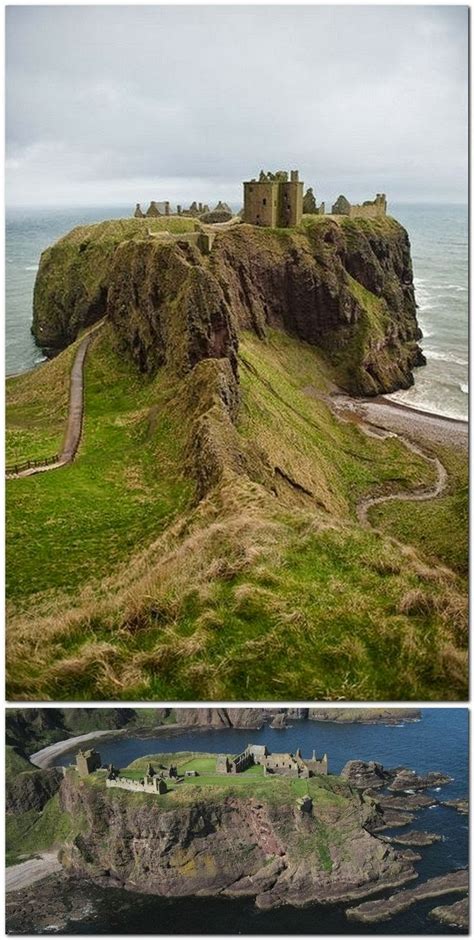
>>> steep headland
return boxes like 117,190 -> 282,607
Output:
33,215 -> 424,396
55,761 -> 416,909
7,748 -> 464,921
6,215 -> 467,701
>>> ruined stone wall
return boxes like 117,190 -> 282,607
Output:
348,195 -> 387,219
106,777 -> 166,794
106,777 -> 154,793
264,754 -> 299,774
216,755 -> 230,774
243,178 -> 303,228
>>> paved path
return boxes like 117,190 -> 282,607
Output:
5,853 -> 62,893
6,324 -> 102,479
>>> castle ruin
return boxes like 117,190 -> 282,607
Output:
105,759 -> 178,794
303,187 -> 325,216
75,748 -> 102,777
243,170 -> 304,228
216,743 -> 328,778
331,193 -> 387,219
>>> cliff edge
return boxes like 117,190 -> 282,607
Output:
58,765 -> 415,910
32,215 -> 424,397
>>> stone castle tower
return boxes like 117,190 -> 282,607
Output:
76,748 -> 101,777
243,170 -> 303,228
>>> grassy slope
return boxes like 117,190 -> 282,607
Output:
6,327 -> 467,701
369,446 -> 468,576
6,793 -> 85,866
7,325 -> 192,603
5,745 -> 35,778
6,341 -> 78,464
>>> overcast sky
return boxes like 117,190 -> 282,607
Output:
6,5 -> 468,207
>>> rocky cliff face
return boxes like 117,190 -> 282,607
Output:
177,708 -> 265,729
58,772 -> 415,909
6,767 -> 64,814
32,216 -> 424,397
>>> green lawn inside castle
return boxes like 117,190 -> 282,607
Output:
6,202 -> 468,702
74,744 -> 333,807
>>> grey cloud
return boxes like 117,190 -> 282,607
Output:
6,5 -> 468,205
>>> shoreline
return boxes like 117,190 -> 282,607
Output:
378,392 -> 467,426
29,722 -> 257,768
31,711 -> 421,769
334,391 -> 468,450
30,729 -> 128,768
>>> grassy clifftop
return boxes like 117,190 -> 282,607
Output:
32,216 -> 198,350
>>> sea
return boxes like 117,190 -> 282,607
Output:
5,203 -> 468,421
42,709 -> 468,935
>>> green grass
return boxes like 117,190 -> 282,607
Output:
5,746 -> 34,779
6,341 -> 78,464
369,447 -> 468,577
6,793 -> 86,866
6,327 -> 467,702
6,326 -> 192,602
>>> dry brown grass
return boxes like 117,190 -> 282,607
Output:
397,589 -> 436,617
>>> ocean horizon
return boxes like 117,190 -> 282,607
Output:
5,202 -> 468,421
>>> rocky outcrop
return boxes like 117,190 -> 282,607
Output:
388,769 -> 452,791
341,760 -> 390,789
347,869 -> 468,923
177,708 -> 265,729
384,831 -> 441,847
270,713 -> 288,729
58,771 -> 415,910
430,896 -> 469,929
441,798 -> 468,815
341,760 -> 451,794
32,216 -> 424,398
308,709 -> 421,724
6,767 -> 64,814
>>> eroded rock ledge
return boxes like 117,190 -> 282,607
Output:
347,869 -> 468,923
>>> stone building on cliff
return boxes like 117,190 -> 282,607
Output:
332,193 -> 387,219
216,743 -> 328,777
76,748 -> 102,777
243,170 -> 304,228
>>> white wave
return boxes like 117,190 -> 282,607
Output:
460,383 -> 469,394
423,349 -> 468,367
431,283 -> 467,292
386,391 -> 467,422
24,264 -> 39,271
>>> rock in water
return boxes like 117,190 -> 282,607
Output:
270,713 -> 287,729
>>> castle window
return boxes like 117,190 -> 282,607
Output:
262,198 -> 267,206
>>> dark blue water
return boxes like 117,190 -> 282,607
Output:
49,710 -> 468,934
6,204 -> 468,420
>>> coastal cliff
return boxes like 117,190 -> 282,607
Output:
9,215 -> 467,704
58,768 -> 415,909
32,216 -> 424,397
